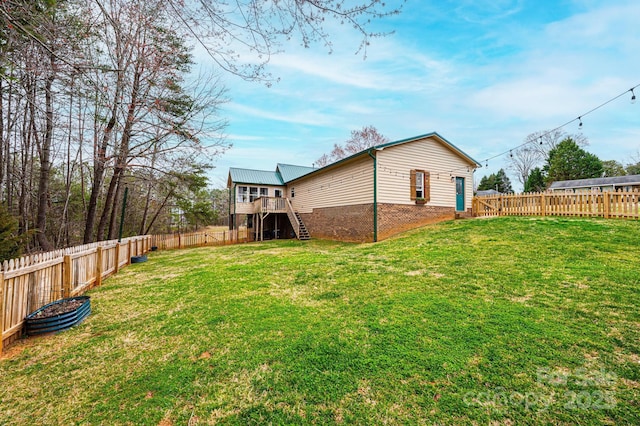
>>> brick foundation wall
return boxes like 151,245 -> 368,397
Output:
298,203 -> 455,242
377,203 -> 455,241
298,204 -> 374,242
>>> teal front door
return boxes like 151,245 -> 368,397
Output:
455,177 -> 465,211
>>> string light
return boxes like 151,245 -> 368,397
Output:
478,82 -> 639,170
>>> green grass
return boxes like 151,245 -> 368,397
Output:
1,217 -> 639,425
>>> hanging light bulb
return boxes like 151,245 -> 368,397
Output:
485,160 -> 488,168
539,137 -> 543,145
631,88 -> 637,104
509,150 -> 513,158
578,117 -> 583,129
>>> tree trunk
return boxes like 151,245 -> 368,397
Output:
144,190 -> 173,235
96,167 -> 121,241
107,175 -> 124,240
35,66 -> 55,251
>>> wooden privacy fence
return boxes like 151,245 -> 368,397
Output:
0,228 -> 253,352
0,236 -> 151,352
473,190 -> 640,219
151,228 -> 249,250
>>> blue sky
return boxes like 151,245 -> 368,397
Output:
200,0 -> 640,190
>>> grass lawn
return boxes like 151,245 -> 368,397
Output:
1,216 -> 639,425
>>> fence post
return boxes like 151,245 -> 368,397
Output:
178,234 -> 182,249
96,246 -> 103,287
127,240 -> 132,264
63,255 -> 72,298
0,272 -> 4,353
115,243 -> 120,273
540,193 -> 546,217
604,192 -> 610,219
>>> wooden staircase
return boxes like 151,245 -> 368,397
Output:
285,198 -> 311,240
294,212 -> 311,240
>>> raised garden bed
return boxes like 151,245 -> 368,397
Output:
25,296 -> 91,336
131,254 -> 148,263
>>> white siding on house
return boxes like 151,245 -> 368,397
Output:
377,137 -> 475,208
289,157 -> 374,213
231,184 -> 285,214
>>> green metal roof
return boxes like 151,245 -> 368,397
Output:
228,167 -> 284,186
228,133 -> 479,187
277,163 -> 316,183
286,132 -> 481,183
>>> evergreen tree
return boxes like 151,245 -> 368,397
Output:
477,174 -> 497,191
477,169 -> 513,193
495,169 -> 513,193
545,138 -> 603,183
0,205 -> 25,262
524,167 -> 546,192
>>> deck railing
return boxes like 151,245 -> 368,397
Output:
253,196 -> 287,213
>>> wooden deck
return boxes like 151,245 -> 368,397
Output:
253,197 -> 287,213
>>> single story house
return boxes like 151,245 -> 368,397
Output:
227,132 -> 481,242
549,175 -> 640,193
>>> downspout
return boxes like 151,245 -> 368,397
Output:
367,149 -> 378,242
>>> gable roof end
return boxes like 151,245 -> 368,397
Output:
374,132 -> 481,167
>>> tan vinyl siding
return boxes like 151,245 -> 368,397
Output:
289,157 -> 373,213
231,185 -> 285,214
377,137 -> 475,208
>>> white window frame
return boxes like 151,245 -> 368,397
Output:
249,186 -> 259,202
415,171 -> 424,199
237,186 -> 248,203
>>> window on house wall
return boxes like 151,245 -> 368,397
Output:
237,186 -> 248,203
275,189 -> 282,198
410,170 -> 430,201
260,188 -> 269,197
249,187 -> 258,201
415,171 -> 424,198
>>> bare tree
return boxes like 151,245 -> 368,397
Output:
169,0 -> 403,82
344,125 -> 390,155
509,129 -> 590,186
315,125 -> 389,166
508,142 -> 543,186
528,129 -> 588,161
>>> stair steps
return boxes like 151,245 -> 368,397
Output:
293,212 -> 311,240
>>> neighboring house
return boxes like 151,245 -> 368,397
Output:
549,175 -> 640,193
475,189 -> 502,197
228,132 -> 481,242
